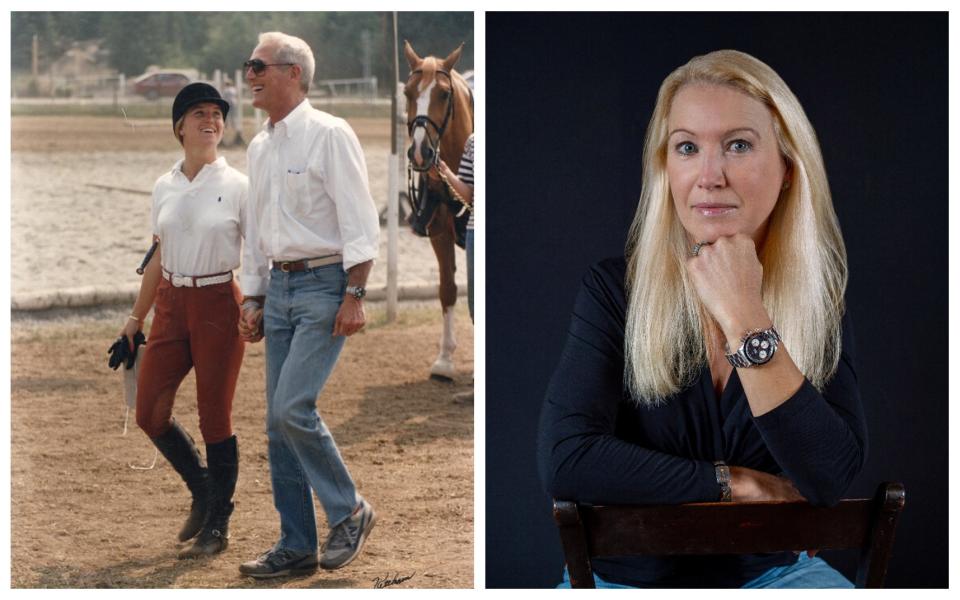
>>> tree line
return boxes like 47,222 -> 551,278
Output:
12,12 -> 474,84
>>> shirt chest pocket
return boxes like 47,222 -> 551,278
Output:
283,166 -> 312,217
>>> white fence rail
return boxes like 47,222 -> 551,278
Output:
14,71 -> 380,102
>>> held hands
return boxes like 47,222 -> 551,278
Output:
237,294 -> 366,339
686,234 -> 767,338
239,307 -> 264,343
333,295 -> 365,337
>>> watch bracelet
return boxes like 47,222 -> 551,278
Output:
724,326 -> 780,368
714,460 -> 732,502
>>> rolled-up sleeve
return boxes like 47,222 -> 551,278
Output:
239,162 -> 269,296
322,124 -> 380,271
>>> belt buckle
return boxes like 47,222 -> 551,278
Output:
171,273 -> 186,287
280,262 -> 291,273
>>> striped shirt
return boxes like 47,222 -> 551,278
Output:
458,134 -> 475,230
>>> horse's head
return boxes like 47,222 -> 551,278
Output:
403,41 -> 469,174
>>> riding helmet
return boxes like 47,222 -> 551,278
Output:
171,82 -> 230,138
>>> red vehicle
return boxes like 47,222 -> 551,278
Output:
132,70 -> 194,100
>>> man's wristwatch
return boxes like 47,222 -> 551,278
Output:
725,326 -> 781,368
345,285 -> 366,301
714,461 -> 732,502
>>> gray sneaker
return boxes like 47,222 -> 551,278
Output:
319,499 -> 377,570
238,547 -> 318,579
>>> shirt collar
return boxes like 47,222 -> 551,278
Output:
266,98 -> 312,139
170,156 -> 228,181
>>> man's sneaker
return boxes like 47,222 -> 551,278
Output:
238,547 -> 318,579
320,499 -> 377,570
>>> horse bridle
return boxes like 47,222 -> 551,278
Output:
406,68 -> 456,172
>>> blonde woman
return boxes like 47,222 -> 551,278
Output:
120,83 -> 257,559
538,50 -> 866,588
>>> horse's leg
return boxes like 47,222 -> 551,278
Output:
428,204 -> 458,381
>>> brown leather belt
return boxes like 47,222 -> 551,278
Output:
271,254 -> 343,273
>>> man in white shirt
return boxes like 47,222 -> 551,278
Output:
237,31 -> 380,579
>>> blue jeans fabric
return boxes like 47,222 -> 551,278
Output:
466,228 -> 474,322
741,552 -> 854,588
264,264 -> 360,553
557,553 -> 853,588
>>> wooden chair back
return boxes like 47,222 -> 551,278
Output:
553,482 -> 905,588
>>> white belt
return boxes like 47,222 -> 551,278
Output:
162,268 -> 233,288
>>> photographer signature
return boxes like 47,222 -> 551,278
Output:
373,571 -> 415,589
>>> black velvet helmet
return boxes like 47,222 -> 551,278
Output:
171,82 -> 230,138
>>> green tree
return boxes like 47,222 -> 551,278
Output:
13,11 -> 475,90
398,12 -> 474,72
101,13 -> 169,75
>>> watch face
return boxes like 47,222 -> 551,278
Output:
743,332 -> 776,365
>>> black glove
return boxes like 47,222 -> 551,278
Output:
107,331 -> 147,370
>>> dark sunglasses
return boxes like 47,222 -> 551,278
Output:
243,59 -> 295,76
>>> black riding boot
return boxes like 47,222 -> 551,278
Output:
178,435 -> 238,558
150,419 -> 209,542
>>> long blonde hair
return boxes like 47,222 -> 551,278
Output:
624,50 -> 847,405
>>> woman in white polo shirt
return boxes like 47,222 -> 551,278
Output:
119,83 -> 259,560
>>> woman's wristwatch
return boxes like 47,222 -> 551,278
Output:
725,326 -> 781,368
714,461 -> 732,502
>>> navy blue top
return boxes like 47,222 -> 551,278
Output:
537,257 -> 867,588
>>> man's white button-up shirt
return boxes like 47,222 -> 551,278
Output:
240,99 -> 380,297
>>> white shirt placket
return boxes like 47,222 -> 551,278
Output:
270,132 -> 283,256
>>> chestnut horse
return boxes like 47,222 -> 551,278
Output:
403,41 -> 473,381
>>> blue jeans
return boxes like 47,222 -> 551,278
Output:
264,264 -> 360,553
557,553 -> 854,588
741,552 -> 854,588
466,228 -> 474,322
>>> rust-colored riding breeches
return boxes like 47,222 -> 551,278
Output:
136,278 -> 244,443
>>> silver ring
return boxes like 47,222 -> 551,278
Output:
691,241 -> 710,257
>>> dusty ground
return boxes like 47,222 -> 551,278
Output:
11,301 -> 474,588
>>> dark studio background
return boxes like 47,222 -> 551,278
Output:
485,13 -> 947,588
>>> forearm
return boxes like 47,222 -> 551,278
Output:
542,427 -> 720,505
733,342 -> 805,417
720,308 -> 805,418
446,174 -> 473,205
540,341 -> 719,505
721,313 -> 864,504
346,260 -> 373,288
751,378 -> 865,506
131,248 -> 162,321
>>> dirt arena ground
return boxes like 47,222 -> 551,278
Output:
11,302 -> 474,588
